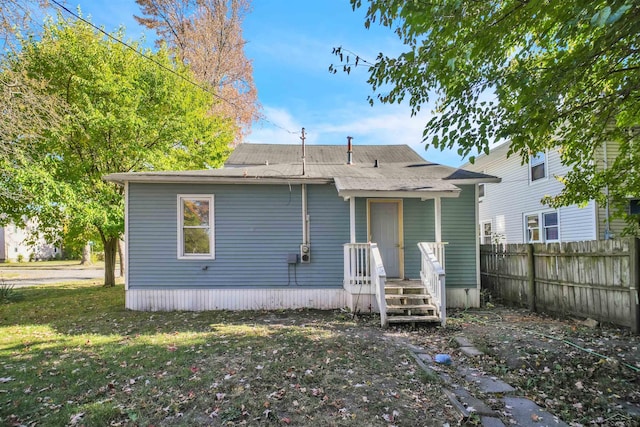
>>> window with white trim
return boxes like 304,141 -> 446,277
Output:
529,152 -> 547,182
526,214 -> 541,242
542,211 -> 559,241
525,211 -> 559,243
478,183 -> 485,199
481,221 -> 492,244
178,195 -> 214,259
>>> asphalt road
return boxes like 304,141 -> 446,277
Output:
0,267 -> 120,287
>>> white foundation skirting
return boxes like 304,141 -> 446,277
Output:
446,288 -> 480,308
125,287 -> 478,312
126,288 -> 347,311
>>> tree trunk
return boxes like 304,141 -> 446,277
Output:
103,236 -> 118,287
118,239 -> 124,278
80,243 -> 92,265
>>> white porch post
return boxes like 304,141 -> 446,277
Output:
349,197 -> 356,243
434,196 -> 442,243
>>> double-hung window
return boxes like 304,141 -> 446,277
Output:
481,221 -> 492,244
542,212 -> 559,241
178,195 -> 214,259
525,211 -> 559,243
529,152 -> 547,182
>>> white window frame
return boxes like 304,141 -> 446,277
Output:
478,183 -> 485,201
524,210 -> 560,243
177,194 -> 215,260
529,151 -> 548,183
480,220 -> 492,244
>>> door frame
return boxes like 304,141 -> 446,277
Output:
366,199 -> 404,279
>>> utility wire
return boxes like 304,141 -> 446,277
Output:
49,0 -> 299,136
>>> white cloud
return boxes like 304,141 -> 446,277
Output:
247,103 -> 467,167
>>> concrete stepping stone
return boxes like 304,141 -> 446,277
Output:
481,416 -> 506,427
457,367 -> 515,394
460,346 -> 484,356
453,388 -> 496,416
503,397 -> 568,427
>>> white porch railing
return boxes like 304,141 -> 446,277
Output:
343,243 -> 370,286
424,242 -> 447,268
418,242 -> 447,326
370,243 -> 387,327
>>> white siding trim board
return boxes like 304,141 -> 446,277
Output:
125,181 -> 130,290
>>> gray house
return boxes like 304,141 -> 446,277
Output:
106,143 -> 499,325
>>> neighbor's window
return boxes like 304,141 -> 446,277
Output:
481,221 -> 492,244
178,195 -> 214,259
478,183 -> 485,199
530,152 -> 547,182
525,211 -> 559,243
526,214 -> 541,242
543,211 -> 559,242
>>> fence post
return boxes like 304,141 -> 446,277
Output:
630,238 -> 640,334
527,244 -> 536,312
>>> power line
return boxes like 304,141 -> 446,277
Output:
48,0 -> 300,137
49,0 -> 235,105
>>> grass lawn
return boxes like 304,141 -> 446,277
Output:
0,283 -> 455,426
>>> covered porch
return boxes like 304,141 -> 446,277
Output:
337,177 -> 460,326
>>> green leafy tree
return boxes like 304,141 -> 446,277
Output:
335,1 -> 640,232
1,15 -> 234,285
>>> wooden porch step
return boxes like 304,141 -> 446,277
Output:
386,303 -> 435,310
385,294 -> 431,300
385,282 -> 423,290
387,315 -> 440,324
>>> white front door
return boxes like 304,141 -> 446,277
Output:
369,201 -> 402,278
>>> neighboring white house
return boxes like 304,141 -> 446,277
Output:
463,141 -> 625,244
0,221 -> 61,262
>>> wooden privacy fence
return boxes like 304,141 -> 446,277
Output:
480,239 -> 640,333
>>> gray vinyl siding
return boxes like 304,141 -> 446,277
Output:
128,183 -> 347,289
355,198 -> 367,242
403,199 -> 435,279
442,185 -> 478,288
305,184 -> 349,286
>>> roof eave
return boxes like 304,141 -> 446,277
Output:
103,173 -> 332,185
446,177 -> 502,184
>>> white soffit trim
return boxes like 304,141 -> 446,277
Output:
338,190 -> 461,200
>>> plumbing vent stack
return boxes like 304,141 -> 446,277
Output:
347,136 -> 353,165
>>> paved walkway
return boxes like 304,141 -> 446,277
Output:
0,267 -> 120,287
406,337 -> 569,426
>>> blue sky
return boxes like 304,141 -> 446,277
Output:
59,1 -> 463,166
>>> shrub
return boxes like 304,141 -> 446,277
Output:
0,280 -> 16,303
16,254 -> 24,263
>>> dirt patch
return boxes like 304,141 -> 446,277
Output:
402,306 -> 640,426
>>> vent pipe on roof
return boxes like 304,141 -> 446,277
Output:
374,159 -> 379,168
347,136 -> 353,165
300,127 -> 306,175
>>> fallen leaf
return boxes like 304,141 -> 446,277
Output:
69,412 -> 85,425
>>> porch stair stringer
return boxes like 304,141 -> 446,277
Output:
384,280 -> 441,324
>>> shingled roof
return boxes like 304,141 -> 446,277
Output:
224,144 -> 425,166
105,144 -> 500,198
